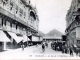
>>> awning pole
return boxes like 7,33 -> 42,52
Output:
3,42 -> 6,50
11,37 -> 13,48
11,37 -> 13,43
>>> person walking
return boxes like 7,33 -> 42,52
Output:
36,43 -> 38,47
42,43 -> 45,52
62,45 -> 64,53
45,42 -> 48,48
21,41 -> 24,51
22,44 -> 24,51
70,47 -> 73,56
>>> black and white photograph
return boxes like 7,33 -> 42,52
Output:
0,0 -> 80,59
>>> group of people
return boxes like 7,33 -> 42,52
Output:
51,42 -> 74,56
21,41 -> 49,52
61,45 -> 73,56
42,42 -> 48,52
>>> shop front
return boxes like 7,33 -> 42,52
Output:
7,32 -> 23,49
0,30 -> 11,51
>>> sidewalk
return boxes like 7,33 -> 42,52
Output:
0,45 -> 42,59
0,45 -> 41,55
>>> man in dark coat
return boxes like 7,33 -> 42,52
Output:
21,41 -> 24,51
70,46 -> 73,56
42,43 -> 45,52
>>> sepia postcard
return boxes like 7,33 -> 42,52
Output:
0,0 -> 80,60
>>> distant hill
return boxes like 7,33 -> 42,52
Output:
38,31 -> 45,37
46,29 -> 63,37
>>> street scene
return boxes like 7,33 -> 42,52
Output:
0,42 -> 76,59
0,0 -> 80,59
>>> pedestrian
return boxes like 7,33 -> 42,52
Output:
55,42 -> 57,51
42,43 -> 45,52
36,43 -> 38,47
21,41 -> 24,51
22,44 -> 24,51
62,45 -> 65,53
63,44 -> 66,53
76,49 -> 79,56
70,47 -> 73,56
65,48 -> 67,54
45,42 -> 48,48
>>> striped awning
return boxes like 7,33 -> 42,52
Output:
8,32 -> 23,43
0,31 -> 10,42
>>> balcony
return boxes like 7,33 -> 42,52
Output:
20,0 -> 30,7
73,11 -> 80,16
76,3 -> 80,12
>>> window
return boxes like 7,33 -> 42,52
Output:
6,21 -> 10,26
24,12 -> 26,18
12,23 -> 16,32
20,9 -> 23,14
29,1 -> 30,4
3,0 -> 8,5
3,20 -> 6,26
19,26 -> 23,34
2,18 -> 3,26
16,25 -> 20,33
19,8 -> 23,17
16,25 -> 17,30
77,40 -> 80,44
10,1 -> 13,10
6,21 -> 11,31
12,23 -> 16,28
30,11 -> 36,20
0,18 -> 2,25
0,18 -> 2,28
16,5 -> 18,14
2,19 -> 6,29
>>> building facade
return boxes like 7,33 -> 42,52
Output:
66,0 -> 80,48
0,0 -> 39,50
43,36 -> 62,42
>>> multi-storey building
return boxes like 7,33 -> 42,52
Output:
66,0 -> 80,48
0,0 -> 39,51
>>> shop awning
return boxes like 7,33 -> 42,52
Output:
28,35 -> 32,41
17,35 -> 24,42
0,31 -> 10,42
8,32 -> 23,43
76,37 -> 80,40
23,35 -> 27,42
23,35 -> 30,42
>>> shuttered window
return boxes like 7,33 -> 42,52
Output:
0,18 -> 2,28
20,8 -> 23,17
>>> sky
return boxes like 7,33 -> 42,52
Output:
30,0 -> 72,34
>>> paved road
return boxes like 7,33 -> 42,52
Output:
0,43 -> 78,59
